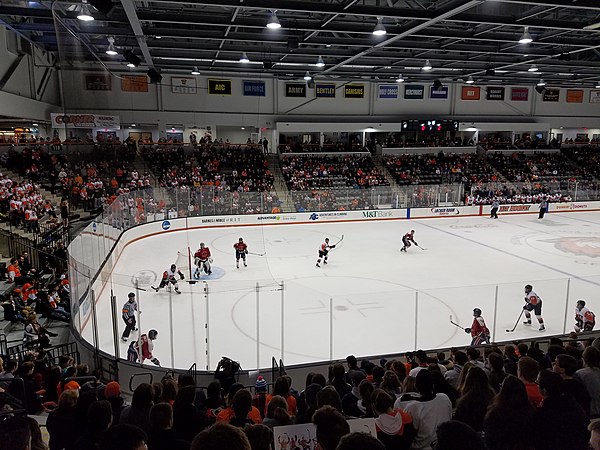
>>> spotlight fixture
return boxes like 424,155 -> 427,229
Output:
537,79 -> 546,86
123,49 -> 141,67
518,26 -> 533,44
466,76 -> 474,84
191,66 -> 200,75
372,18 -> 387,36
147,68 -> 162,84
528,64 -> 538,72
315,56 -> 325,68
303,71 -> 312,81
127,63 -> 135,68
396,74 -> 404,83
77,1 -> 94,21
240,52 -> 250,63
485,67 -> 496,76
131,124 -> 136,127
266,10 -> 281,29
422,59 -> 432,71
535,84 -> 546,94
263,60 -> 274,70
105,36 -> 117,56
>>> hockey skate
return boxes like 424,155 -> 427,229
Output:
539,324 -> 545,331
523,320 -> 532,326
243,262 -> 247,267
316,263 -> 320,267
121,336 -> 127,342
400,247 -> 406,252
175,289 -> 181,295
236,262 -> 239,269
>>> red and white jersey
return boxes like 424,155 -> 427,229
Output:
403,231 -> 415,242
194,247 -> 211,261
319,242 -> 332,252
525,290 -> 542,305
162,266 -> 182,280
471,316 -> 490,337
576,306 -> 595,325
234,242 -> 248,252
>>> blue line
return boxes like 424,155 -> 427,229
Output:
418,219 -> 600,288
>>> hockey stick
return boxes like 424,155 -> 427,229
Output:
449,315 -> 464,329
415,244 -> 427,251
333,234 -> 344,247
506,309 -> 525,333
247,251 -> 266,256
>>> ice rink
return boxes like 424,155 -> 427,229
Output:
81,211 -> 600,370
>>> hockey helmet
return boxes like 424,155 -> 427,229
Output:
524,284 -> 533,293
473,308 -> 482,317
325,238 -> 329,242
577,299 -> 586,308
170,264 -> 176,270
411,229 -> 415,233
128,292 -> 135,299
148,329 -> 158,339
200,242 -> 205,247
239,237 -> 243,242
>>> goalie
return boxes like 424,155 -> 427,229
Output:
151,264 -> 184,294
194,242 -> 212,277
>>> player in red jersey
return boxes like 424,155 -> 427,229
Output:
234,237 -> 248,268
316,238 -> 336,267
401,230 -> 417,252
194,242 -> 212,277
574,300 -> 595,332
464,308 -> 491,345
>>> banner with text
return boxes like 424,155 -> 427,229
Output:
566,89 -> 583,103
543,89 -> 560,102
344,84 -> 365,98
51,113 -> 120,129
208,79 -> 232,95
315,83 -> 336,98
486,86 -> 505,100
285,83 -> 306,97
121,75 -> 148,92
511,87 -> 529,101
461,86 -> 480,100
590,90 -> 600,103
404,84 -> 424,99
171,77 -> 197,94
430,85 -> 448,99
378,84 -> 398,99
85,74 -> 111,91
243,80 -> 266,96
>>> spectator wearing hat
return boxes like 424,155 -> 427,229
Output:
105,381 -> 127,424
252,376 -> 268,419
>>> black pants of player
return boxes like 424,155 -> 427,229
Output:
490,207 -> 498,219
402,237 -> 411,249
236,250 -> 246,262
122,316 -> 136,339
525,302 -> 542,316
539,207 -> 547,219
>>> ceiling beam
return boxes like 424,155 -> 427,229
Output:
119,0 -> 154,67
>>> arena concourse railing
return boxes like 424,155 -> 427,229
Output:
67,186 -> 598,381
470,180 -> 600,202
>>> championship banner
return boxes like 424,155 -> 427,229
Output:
171,77 -> 197,94
243,80 -> 266,96
285,83 -> 306,97
543,89 -> 560,102
315,83 -> 336,98
85,74 -> 111,91
461,86 -> 480,100
590,90 -> 600,103
511,87 -> 529,101
566,89 -> 583,103
51,113 -> 120,129
404,84 -> 424,99
486,86 -> 505,101
208,79 -> 232,95
121,75 -> 148,92
430,85 -> 448,99
378,84 -> 398,99
344,84 -> 365,98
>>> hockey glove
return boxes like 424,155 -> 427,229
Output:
464,328 -> 471,334
414,242 -> 418,246
330,245 -> 336,248
523,305 -> 529,310
209,258 -> 213,263
245,250 -> 248,254
151,357 -> 161,366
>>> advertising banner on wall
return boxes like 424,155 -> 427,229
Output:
243,80 -> 266,96
543,89 -> 560,102
315,83 -> 336,98
121,75 -> 148,92
404,84 -> 424,99
285,83 -> 306,97
208,79 -> 232,95
84,74 -> 111,91
590,90 -> 600,103
51,113 -> 120,129
566,89 -> 584,103
429,85 -> 448,99
171,77 -> 197,94
486,86 -> 505,100
461,86 -> 480,100
511,87 -> 529,101
344,84 -> 365,98
378,84 -> 398,99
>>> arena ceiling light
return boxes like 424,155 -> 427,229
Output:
396,74 -> 404,83
528,64 -> 539,72
315,56 -> 325,68
77,1 -> 95,21
518,26 -> 533,44
303,71 -> 312,80
372,18 -> 387,36
105,37 -> 117,56
266,11 -> 281,29
595,82 -> 600,88
466,76 -> 474,84
123,49 -> 141,67
191,66 -> 200,75
537,79 -> 546,86
422,59 -> 433,71
240,52 -> 250,63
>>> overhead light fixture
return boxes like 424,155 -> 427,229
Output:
77,1 -> 94,21
191,66 -> 200,75
105,36 -> 117,56
537,79 -> 546,86
304,71 -> 312,80
466,76 -> 474,84
518,26 -> 533,44
131,123 -> 136,127
155,35 -> 162,39
266,11 -> 281,29
315,56 -> 325,68
596,82 -> 600,88
32,123 -> 38,126
422,59 -> 432,71
396,74 -> 404,83
372,18 -> 387,36
535,84 -> 546,94
584,21 -> 600,31
528,64 -> 538,72
240,52 -> 250,63
485,67 -> 496,76
123,49 -> 141,67
432,79 -> 443,90
241,127 -> 245,130
127,63 -> 135,68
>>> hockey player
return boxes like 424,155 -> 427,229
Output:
490,199 -> 500,219
523,284 -> 545,331
316,238 -> 336,267
151,264 -> 184,294
127,329 -> 160,366
574,299 -> 596,332
234,237 -> 248,269
194,242 -> 212,277
401,230 -> 418,252
121,292 -> 138,342
464,308 -> 491,345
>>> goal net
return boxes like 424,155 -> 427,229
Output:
176,247 -> 192,279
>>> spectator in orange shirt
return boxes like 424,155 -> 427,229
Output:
265,377 -> 297,416
217,384 -> 262,425
518,356 -> 543,408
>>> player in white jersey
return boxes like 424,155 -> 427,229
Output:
152,264 -> 184,294
316,238 -> 336,267
574,300 -> 596,332
523,284 -> 545,331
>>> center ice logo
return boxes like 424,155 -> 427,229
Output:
162,220 -> 171,230
551,237 -> 600,258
